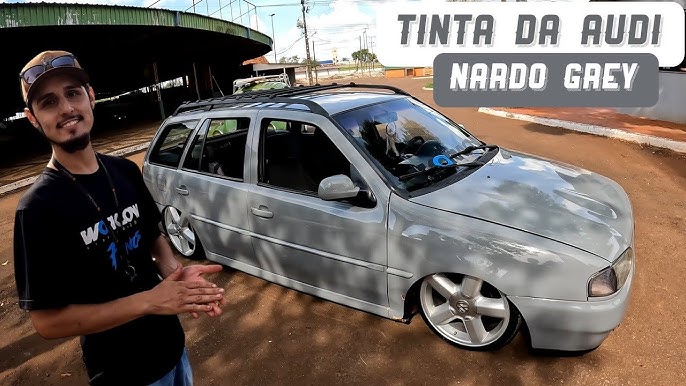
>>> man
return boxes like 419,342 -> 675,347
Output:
13,50 -> 225,386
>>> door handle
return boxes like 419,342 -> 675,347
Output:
251,206 -> 274,218
175,186 -> 189,196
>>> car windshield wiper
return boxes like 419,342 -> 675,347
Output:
448,144 -> 499,159
398,144 -> 498,182
399,160 -> 486,181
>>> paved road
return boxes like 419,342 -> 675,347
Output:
0,76 -> 685,385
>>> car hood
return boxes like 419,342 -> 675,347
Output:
411,149 -> 633,261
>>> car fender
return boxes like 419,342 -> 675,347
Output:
386,193 -> 607,320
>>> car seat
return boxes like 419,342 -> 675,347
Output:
263,122 -> 317,192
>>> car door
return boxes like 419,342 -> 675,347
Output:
246,110 -> 390,308
145,119 -> 200,211
168,112 -> 256,265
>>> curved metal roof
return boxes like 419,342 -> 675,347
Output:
0,3 -> 272,118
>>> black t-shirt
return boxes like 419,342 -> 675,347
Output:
14,154 -> 185,386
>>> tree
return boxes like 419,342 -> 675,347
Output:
352,49 -> 377,70
352,49 -> 365,71
303,58 -> 319,68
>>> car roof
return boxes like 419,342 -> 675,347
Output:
172,83 -> 411,118
297,91 -> 406,115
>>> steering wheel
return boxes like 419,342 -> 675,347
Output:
415,140 -> 447,157
408,136 -> 425,147
404,136 -> 425,154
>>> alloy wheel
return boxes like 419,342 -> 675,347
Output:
164,206 -> 196,257
419,273 -> 512,348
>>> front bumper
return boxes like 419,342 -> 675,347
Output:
508,263 -> 634,351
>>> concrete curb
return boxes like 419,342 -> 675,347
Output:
422,87 -> 433,91
478,107 -> 686,154
0,141 -> 151,196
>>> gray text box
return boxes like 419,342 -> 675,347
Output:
433,53 -> 658,107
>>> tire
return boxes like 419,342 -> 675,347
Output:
163,206 -> 205,261
418,273 -> 521,351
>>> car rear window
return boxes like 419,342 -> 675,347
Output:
149,120 -> 199,168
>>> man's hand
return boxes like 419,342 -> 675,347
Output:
180,264 -> 226,318
143,267 -> 225,316
150,235 -> 226,318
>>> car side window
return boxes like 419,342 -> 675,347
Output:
258,118 -> 352,194
182,123 -> 208,171
149,120 -> 199,168
200,117 -> 251,180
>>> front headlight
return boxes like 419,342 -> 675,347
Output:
588,248 -> 634,298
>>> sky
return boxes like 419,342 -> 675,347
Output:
3,0 -> 408,62
4,0 -> 676,63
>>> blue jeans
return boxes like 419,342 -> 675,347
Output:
148,348 -> 193,386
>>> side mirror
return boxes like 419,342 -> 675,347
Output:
318,175 -> 360,200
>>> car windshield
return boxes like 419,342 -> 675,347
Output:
235,81 -> 289,94
233,74 -> 291,94
333,98 -> 484,192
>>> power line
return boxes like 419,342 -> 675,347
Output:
276,35 -> 305,55
313,26 -> 371,31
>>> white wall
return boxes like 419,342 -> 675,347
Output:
617,71 -> 686,124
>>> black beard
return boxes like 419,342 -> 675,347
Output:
49,132 -> 91,153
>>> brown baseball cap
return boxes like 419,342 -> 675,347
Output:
20,50 -> 89,105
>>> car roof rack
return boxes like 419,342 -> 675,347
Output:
172,82 -> 410,116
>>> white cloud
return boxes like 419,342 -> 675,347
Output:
270,0 -> 380,62
249,13 -> 266,33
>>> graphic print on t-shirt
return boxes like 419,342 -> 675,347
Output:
79,202 -> 143,269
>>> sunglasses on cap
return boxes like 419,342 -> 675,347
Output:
19,54 -> 78,85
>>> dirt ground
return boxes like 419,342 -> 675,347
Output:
1,76 -> 685,385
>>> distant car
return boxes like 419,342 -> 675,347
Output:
232,74 -> 291,94
142,83 -> 634,352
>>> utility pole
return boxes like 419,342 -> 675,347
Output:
362,28 -> 367,73
300,0 -> 313,86
312,40 -> 318,84
369,36 -> 376,70
270,13 -> 277,63
363,28 -> 367,50
358,35 -> 361,72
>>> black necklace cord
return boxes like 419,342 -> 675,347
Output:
51,154 -> 120,219
51,154 -> 138,282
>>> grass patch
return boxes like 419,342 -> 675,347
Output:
426,82 -> 433,89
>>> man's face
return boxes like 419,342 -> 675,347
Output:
25,73 -> 95,153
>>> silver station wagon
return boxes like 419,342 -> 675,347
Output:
142,84 -> 635,352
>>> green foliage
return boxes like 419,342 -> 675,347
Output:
301,58 -> 320,68
351,49 -> 377,64
279,55 -> 301,64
